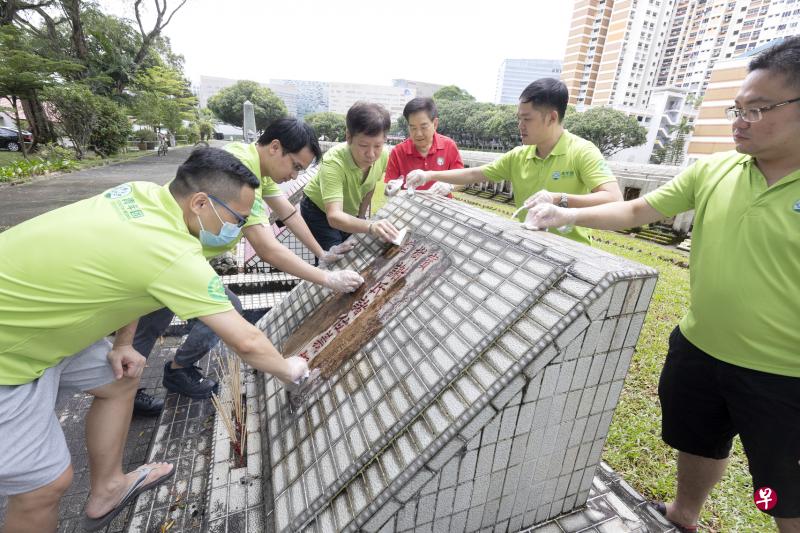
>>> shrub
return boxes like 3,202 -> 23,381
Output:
89,97 -> 132,157
0,157 -> 75,182
133,129 -> 157,142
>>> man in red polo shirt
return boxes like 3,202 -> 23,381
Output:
385,97 -> 463,197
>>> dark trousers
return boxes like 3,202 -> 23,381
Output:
300,195 -> 350,252
133,287 -> 261,366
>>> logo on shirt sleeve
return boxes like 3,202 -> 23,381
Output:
207,276 -> 228,302
251,198 -> 266,218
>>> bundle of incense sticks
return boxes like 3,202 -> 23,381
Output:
210,354 -> 247,460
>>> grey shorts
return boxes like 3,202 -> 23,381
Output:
0,339 -> 116,496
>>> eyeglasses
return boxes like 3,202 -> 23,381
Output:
725,96 -> 800,123
208,194 -> 248,227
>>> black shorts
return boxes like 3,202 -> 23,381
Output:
659,326 -> 800,518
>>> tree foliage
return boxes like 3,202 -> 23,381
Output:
43,83 -> 100,159
304,112 -> 346,141
207,81 -> 287,131
563,106 -> 647,156
433,85 -> 476,102
1,0 -> 189,148
89,95 -> 132,157
0,26 -> 83,156
652,116 -> 693,165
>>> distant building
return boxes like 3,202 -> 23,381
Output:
196,75 -> 298,116
328,82 -> 414,120
392,79 -> 445,99
271,79 -> 329,118
494,59 -> 562,105
561,0 -> 800,164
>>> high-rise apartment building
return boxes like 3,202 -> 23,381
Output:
561,0 -> 800,163
493,59 -> 563,104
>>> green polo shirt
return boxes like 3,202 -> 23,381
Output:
304,142 -> 388,216
200,142 -> 281,258
0,182 -> 233,385
483,130 -> 616,245
645,151 -> 800,377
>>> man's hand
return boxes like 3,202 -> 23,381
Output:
324,270 -> 364,292
385,177 -> 404,197
429,182 -> 453,196
281,356 -> 310,385
368,219 -> 400,243
523,204 -> 577,231
523,189 -> 556,209
319,241 -> 355,265
108,345 -> 146,380
405,169 -> 431,189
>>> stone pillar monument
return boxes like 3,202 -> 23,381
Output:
243,100 -> 256,143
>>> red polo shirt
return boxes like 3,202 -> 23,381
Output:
384,133 -> 464,191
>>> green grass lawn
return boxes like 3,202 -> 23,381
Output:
376,185 -> 773,532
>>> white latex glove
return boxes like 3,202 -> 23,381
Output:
283,356 -> 309,385
323,270 -> 364,293
319,241 -> 355,265
523,189 -> 556,209
523,203 -> 577,231
385,177 -> 404,197
428,182 -> 453,196
368,219 -> 401,243
405,169 -> 430,190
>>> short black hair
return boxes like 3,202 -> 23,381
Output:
403,97 -> 438,121
748,36 -> 800,91
170,147 -> 259,202
257,117 -> 322,161
346,101 -> 391,137
519,78 -> 570,122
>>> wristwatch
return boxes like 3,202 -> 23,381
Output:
558,193 -> 568,208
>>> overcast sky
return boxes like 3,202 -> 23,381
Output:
103,0 -> 574,103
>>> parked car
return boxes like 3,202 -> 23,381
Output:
0,127 -> 33,152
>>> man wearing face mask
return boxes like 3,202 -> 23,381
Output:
301,101 -> 401,250
405,78 -> 622,246
384,97 -> 464,198
131,119 -> 363,414
0,148 -> 309,532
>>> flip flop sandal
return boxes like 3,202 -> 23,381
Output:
82,463 -> 175,531
650,501 -> 699,533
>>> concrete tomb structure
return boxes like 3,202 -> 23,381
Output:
206,193 -> 658,533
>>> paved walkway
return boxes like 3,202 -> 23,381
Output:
0,145 -> 197,228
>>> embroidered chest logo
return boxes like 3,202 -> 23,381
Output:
436,156 -> 445,166
552,170 -> 575,180
793,200 -> 800,213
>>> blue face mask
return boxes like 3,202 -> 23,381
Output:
197,201 -> 241,247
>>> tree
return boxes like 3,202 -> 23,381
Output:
0,26 -> 83,156
304,112 -> 346,141
563,106 -> 647,156
89,95 -> 132,157
207,80 -> 287,131
2,0 -> 189,143
658,116 -> 694,166
43,83 -> 100,159
433,85 -> 476,102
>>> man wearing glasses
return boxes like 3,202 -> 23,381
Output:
524,37 -> 800,531
0,148 -> 311,531
131,118 -> 364,413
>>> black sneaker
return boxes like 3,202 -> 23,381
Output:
133,388 -> 164,417
162,362 -> 219,399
